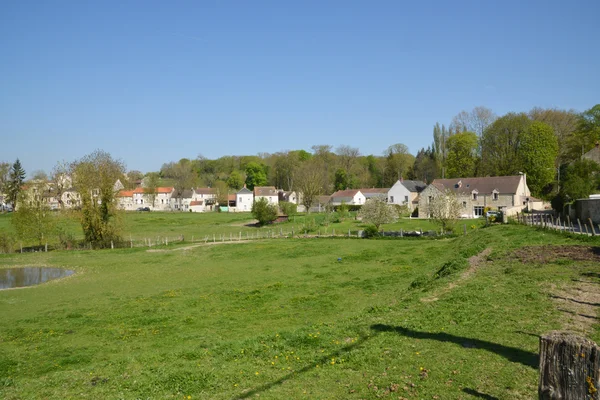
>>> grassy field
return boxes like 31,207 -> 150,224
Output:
1,223 -> 599,399
0,211 -> 476,249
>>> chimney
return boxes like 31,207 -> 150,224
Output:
596,141 -> 599,148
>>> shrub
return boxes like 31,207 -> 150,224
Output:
251,198 -> 278,226
363,225 -> 380,238
279,201 -> 297,216
0,233 -> 15,253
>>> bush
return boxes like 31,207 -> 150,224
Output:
0,233 -> 15,253
392,204 -> 411,218
363,225 -> 380,238
251,198 -> 278,226
279,201 -> 297,216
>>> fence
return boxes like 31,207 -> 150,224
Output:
515,211 -> 599,236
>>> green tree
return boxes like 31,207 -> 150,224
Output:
518,121 -> 558,196
529,107 -> 579,164
251,197 -> 278,226
383,143 -> 415,186
564,104 -> 600,161
481,113 -> 531,176
0,162 -> 10,207
71,150 -> 126,248
7,159 -> 26,210
244,162 -> 267,190
12,184 -> 55,246
552,159 -> 600,211
334,168 -> 354,191
445,132 -> 478,178
226,170 -> 245,190
359,196 -> 397,230
213,180 -> 229,205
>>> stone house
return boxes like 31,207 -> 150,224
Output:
254,186 -> 279,205
418,175 -> 531,218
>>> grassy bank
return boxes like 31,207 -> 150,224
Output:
1,224 -> 598,398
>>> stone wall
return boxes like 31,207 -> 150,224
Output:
576,198 -> 600,224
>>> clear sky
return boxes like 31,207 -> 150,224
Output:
1,0 -> 598,176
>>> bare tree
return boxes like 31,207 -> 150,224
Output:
296,161 -> 324,213
171,161 -> 196,210
311,144 -> 334,193
144,172 -> 160,208
51,161 -> 71,210
359,196 -> 397,230
336,145 -> 360,172
428,189 -> 462,232
213,180 -> 229,206
451,106 -> 497,137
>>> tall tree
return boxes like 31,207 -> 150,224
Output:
71,150 -> 126,248
171,160 -> 196,209
451,106 -> 497,137
480,113 -> 531,176
382,143 -> 414,186
144,172 -> 160,208
336,145 -> 360,172
50,161 -> 70,210
12,179 -> 55,246
296,160 -> 324,213
0,162 -> 11,204
213,180 -> 229,205
7,159 -> 26,209
412,147 -> 439,183
529,107 -> 579,164
445,132 -> 478,178
226,170 -> 245,190
518,121 -> 558,196
565,104 -> 600,161
311,145 -> 333,193
244,162 -> 267,190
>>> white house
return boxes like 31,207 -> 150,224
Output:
254,186 -> 279,205
359,188 -> 389,201
329,189 -> 366,206
236,186 -> 254,212
387,180 -> 427,210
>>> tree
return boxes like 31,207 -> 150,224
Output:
12,182 -> 55,246
50,161 -> 70,210
359,196 -> 397,230
428,189 -> 462,232
7,159 -> 26,210
311,145 -> 334,193
518,121 -> 558,196
144,172 -> 160,208
226,170 -> 245,190
213,180 -> 229,205
450,106 -> 497,137
564,104 -> 600,161
0,162 -> 10,205
445,132 -> 478,178
480,113 -> 531,176
295,160 -> 324,213
171,160 -> 196,210
552,159 -> 600,211
244,162 -> 267,190
412,147 -> 439,183
383,143 -> 415,186
334,168 -> 357,191
71,150 -> 126,248
336,145 -> 360,173
251,197 -> 278,226
529,107 -> 579,164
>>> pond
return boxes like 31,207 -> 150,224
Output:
0,267 -> 75,290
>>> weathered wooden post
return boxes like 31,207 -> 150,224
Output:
589,219 -> 596,236
111,240 -> 114,249
463,224 -> 467,236
539,331 -> 600,399
585,224 -> 590,235
213,234 -> 216,243
45,243 -> 48,252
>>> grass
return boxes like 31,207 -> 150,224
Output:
1,224 -> 598,399
0,211 -> 482,249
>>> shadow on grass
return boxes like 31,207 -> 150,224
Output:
462,388 -> 500,399
234,333 -> 372,399
371,324 -> 538,368
557,308 -> 600,320
551,295 -> 600,307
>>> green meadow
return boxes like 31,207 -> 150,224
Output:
1,218 -> 599,399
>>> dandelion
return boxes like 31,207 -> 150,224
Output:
255,372 -> 259,375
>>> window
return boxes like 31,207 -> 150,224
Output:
428,196 -> 433,204
493,192 -> 499,201
239,197 -> 242,203
404,195 -> 409,203
472,192 -> 478,201
390,196 -> 394,203
474,206 -> 484,216
462,201 -> 467,208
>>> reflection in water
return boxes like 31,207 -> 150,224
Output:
0,267 -> 75,289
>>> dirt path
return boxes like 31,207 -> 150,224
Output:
146,240 -> 264,253
421,248 -> 492,302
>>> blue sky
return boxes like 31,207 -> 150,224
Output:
1,0 -> 598,176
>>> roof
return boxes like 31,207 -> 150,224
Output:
190,200 -> 203,206
228,194 -> 236,201
399,180 -> 427,193
118,190 -> 135,197
330,189 -> 361,199
179,189 -> 194,198
317,195 -> 331,204
195,188 -> 216,195
237,187 -> 252,195
254,186 -> 278,196
583,144 -> 600,164
132,186 -> 173,194
358,188 -> 389,194
429,176 -> 523,195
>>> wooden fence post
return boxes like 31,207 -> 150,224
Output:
589,219 -> 596,236
539,331 -> 600,399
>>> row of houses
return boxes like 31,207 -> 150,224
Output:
5,173 -> 540,219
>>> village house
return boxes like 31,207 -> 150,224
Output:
418,175 -> 532,218
236,186 -> 254,212
359,188 -> 389,201
387,179 -> 427,211
254,186 -> 279,205
329,189 -> 366,206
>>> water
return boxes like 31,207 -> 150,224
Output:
0,267 -> 75,290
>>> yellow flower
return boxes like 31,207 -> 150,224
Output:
255,372 -> 259,375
